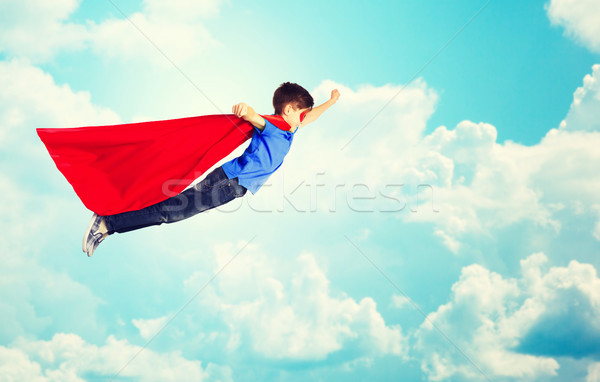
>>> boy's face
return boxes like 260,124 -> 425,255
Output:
283,104 -> 311,129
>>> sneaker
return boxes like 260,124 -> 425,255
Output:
83,213 -> 103,253
86,232 -> 106,257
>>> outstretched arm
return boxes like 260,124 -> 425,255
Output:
300,89 -> 340,128
232,103 -> 266,131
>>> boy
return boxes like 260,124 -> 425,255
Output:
83,82 -> 340,257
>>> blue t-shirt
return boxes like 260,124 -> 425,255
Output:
221,118 -> 296,194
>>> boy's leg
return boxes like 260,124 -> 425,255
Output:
103,166 -> 247,234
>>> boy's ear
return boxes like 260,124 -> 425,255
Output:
282,103 -> 293,115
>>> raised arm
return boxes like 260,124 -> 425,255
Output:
299,89 -> 340,128
232,102 -> 266,131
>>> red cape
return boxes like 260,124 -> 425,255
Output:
37,114 -> 291,215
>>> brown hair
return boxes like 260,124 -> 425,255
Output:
272,82 -> 314,115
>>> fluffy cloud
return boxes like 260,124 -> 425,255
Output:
415,252 -> 600,381
588,362 -> 600,382
0,232 -> 105,345
0,333 -> 231,382
0,58 -> 118,224
89,0 -> 222,65
182,242 -> 405,362
0,0 -> 223,64
132,316 -> 168,341
0,60 -> 123,344
559,64 -> 600,132
272,67 -> 600,253
373,66 -> 600,252
546,0 -> 600,53
256,78 -> 439,215
0,0 -> 87,62
517,254 -> 600,359
0,59 -> 120,149
0,346 -> 45,382
390,295 -> 412,310
142,0 -> 224,20
308,79 -> 439,176
412,121 -> 561,233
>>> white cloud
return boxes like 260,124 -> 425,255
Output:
0,0 -> 223,64
0,156 -> 103,345
415,263 -> 555,381
404,121 -> 568,246
588,362 -> 600,382
415,252 -> 600,381
89,0 -> 221,66
0,347 -> 46,382
183,242 -> 405,362
256,78 -> 439,214
189,65 -> 600,259
594,203 -> 600,241
269,77 -> 593,253
0,234 -> 105,344
546,0 -> 600,53
387,66 -> 600,252
434,228 -> 461,254
0,59 -> 121,343
559,64 -> 600,132
142,0 -> 225,21
132,316 -> 169,340
0,59 -> 120,150
256,70 -> 600,253
0,0 -> 87,62
390,295 -> 412,310
310,79 -> 438,176
0,333 -> 232,382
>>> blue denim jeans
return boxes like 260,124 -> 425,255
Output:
104,166 -> 247,234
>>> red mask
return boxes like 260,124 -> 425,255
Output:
300,110 -> 308,122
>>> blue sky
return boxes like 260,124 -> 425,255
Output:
2,0 -> 600,381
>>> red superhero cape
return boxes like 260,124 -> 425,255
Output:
36,114 -> 291,215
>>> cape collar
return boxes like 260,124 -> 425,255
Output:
261,114 -> 293,132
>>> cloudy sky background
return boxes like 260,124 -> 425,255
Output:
1,0 -> 600,381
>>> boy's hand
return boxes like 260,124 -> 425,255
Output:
231,102 -> 266,130
232,103 -> 249,118
330,89 -> 340,103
